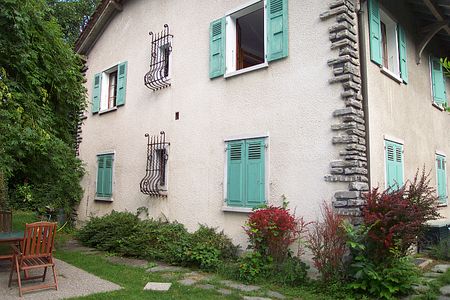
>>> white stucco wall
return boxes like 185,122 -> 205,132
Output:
77,0 -> 346,246
363,1 -> 450,218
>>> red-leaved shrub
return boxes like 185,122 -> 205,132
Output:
307,202 -> 347,282
363,169 -> 441,260
244,206 -> 307,262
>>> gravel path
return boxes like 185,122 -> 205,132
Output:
0,259 -> 121,299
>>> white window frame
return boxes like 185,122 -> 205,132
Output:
224,0 -> 268,78
95,151 -> 115,202
222,133 -> 270,213
379,8 -> 401,79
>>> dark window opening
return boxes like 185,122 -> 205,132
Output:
236,7 -> 265,70
380,22 -> 388,69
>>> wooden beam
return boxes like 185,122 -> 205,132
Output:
416,20 -> 449,64
422,0 -> 450,35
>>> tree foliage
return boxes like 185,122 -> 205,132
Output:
0,0 -> 86,214
47,0 -> 101,45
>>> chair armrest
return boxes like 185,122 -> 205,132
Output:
10,244 -> 22,255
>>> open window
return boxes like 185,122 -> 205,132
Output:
92,61 -> 127,114
209,0 -> 288,79
379,10 -> 400,76
226,1 -> 265,74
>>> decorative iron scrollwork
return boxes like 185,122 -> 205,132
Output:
144,24 -> 173,91
140,131 -> 170,196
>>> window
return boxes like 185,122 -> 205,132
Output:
430,57 -> 447,107
92,61 -> 128,114
144,24 -> 173,91
436,154 -> 447,205
225,138 -> 266,208
368,0 -> 408,83
385,140 -> 404,189
209,0 -> 288,79
96,153 -> 114,200
139,131 -> 170,196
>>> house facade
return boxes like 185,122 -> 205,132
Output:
75,0 -> 449,245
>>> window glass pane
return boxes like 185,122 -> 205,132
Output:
236,7 -> 264,70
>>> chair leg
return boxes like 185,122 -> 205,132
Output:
52,260 -> 58,290
15,258 -> 22,297
43,267 -> 48,282
8,256 -> 15,287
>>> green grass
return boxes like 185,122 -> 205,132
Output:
12,210 -> 38,230
54,248 -> 338,300
414,269 -> 450,300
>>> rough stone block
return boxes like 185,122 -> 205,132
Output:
346,144 -> 366,151
344,99 -> 362,109
345,129 -> 365,137
347,199 -> 366,206
349,182 -> 369,191
331,122 -> 357,130
331,167 -> 344,174
332,135 -> 359,144
333,200 -> 348,207
337,13 -> 356,26
335,190 -> 360,199
333,107 -> 357,116
344,167 -> 368,175
432,264 -> 450,273
320,6 -> 351,20
331,39 -> 356,50
267,290 -> 286,299
331,160 -> 358,167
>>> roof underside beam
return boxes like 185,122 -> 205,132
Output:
415,0 -> 450,64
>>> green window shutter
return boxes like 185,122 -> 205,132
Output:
227,141 -> 244,207
436,155 -> 447,204
116,61 -> 127,106
103,155 -> 113,197
245,139 -> 265,207
397,25 -> 408,83
385,141 -> 403,189
209,18 -> 226,79
431,57 -> 447,105
394,143 -> 404,187
368,0 -> 382,65
96,155 -> 105,197
267,0 -> 288,62
92,73 -> 101,113
96,154 -> 113,198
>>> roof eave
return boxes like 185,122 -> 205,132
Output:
75,0 -> 124,55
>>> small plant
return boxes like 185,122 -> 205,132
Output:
343,221 -> 420,300
306,201 -> 347,282
244,205 -> 307,263
429,238 -> 450,261
238,251 -> 271,282
363,169 -> 440,260
189,224 -> 239,260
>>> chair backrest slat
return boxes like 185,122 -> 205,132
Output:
0,210 -> 12,233
21,222 -> 57,259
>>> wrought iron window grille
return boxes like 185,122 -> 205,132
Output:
140,131 -> 170,196
144,24 -> 173,91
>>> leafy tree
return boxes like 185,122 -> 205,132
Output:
0,0 -> 86,216
441,57 -> 450,77
47,0 -> 101,45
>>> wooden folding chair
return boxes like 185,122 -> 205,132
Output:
0,210 -> 12,233
8,222 -> 58,297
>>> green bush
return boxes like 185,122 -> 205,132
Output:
76,211 -> 141,252
430,238 -> 450,261
344,222 -> 419,300
238,251 -> 271,282
77,211 -> 239,270
190,224 -> 239,261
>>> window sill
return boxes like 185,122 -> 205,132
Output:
221,206 -> 253,213
380,67 -> 403,84
94,197 -> 113,202
98,107 -> 117,115
224,62 -> 268,79
432,102 -> 445,111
